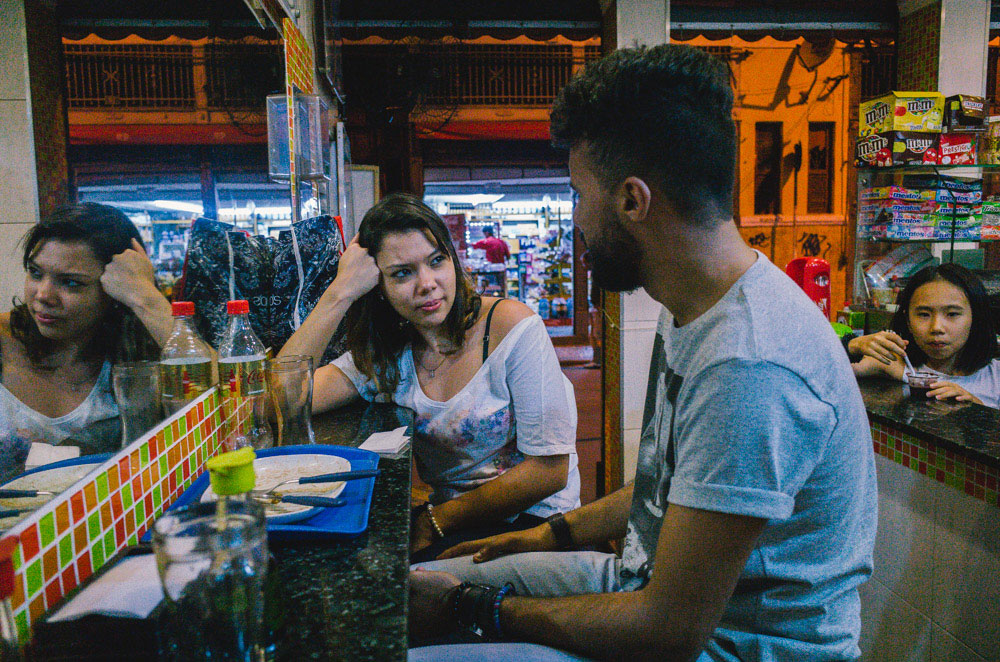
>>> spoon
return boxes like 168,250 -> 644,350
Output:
252,494 -> 346,508
900,351 -> 917,378
0,489 -> 56,499
252,469 -> 380,497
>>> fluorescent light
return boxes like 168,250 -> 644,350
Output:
424,194 -> 504,206
151,200 -> 204,214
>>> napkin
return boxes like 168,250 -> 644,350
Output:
358,426 -> 410,454
48,554 -> 164,621
25,443 -> 80,470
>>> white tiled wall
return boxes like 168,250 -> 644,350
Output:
0,1 -> 37,307
619,289 -> 661,482
861,454 -> 999,662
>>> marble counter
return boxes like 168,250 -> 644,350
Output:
271,402 -> 413,661
857,377 -> 1000,468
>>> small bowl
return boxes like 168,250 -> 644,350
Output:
907,371 -> 938,397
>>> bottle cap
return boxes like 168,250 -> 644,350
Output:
227,300 -> 250,315
172,301 -> 196,316
206,447 -> 256,496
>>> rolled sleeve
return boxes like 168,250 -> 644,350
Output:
667,359 -> 836,521
503,317 -> 578,456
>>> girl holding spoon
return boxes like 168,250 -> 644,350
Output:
851,263 -> 1000,408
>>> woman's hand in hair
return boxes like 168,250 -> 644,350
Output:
326,236 -> 381,306
100,239 -> 174,346
100,238 -> 158,307
847,331 -> 908,365
925,381 -> 984,405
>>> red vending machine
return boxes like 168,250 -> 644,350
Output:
785,257 -> 831,319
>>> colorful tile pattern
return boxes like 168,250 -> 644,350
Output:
2,388 -> 252,640
871,419 -> 1000,507
896,1 -> 941,91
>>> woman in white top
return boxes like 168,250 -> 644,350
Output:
1,203 -> 174,480
852,262 -> 1000,408
279,193 -> 580,561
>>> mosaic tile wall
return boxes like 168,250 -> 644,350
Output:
896,1 -> 941,91
871,419 -> 999,507
1,388 -> 252,640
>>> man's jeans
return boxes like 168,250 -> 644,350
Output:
409,551 -> 619,661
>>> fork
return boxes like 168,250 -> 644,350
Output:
252,494 -> 346,508
252,469 -> 380,497
0,489 -> 56,499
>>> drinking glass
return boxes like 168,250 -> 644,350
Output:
111,361 -> 163,448
266,355 -> 315,445
153,499 -> 267,661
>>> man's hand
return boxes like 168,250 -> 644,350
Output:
100,239 -> 159,308
848,331 -> 908,365
408,568 -> 461,640
926,381 -> 983,405
437,523 -> 556,562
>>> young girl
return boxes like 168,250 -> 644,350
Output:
851,263 -> 1000,408
279,193 -> 580,561
1,203 -> 174,480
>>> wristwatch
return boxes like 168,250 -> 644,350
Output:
546,513 -> 575,550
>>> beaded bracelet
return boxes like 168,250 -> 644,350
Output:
424,503 -> 446,539
491,583 -> 515,639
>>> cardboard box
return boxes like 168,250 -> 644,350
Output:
937,133 -> 977,164
855,132 -> 938,167
860,91 -> 945,135
945,95 -> 986,130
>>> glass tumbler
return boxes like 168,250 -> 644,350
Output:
111,361 -> 163,448
266,355 -> 316,445
153,499 -> 267,662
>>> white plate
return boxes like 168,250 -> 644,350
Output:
0,462 -> 103,522
200,454 -> 351,520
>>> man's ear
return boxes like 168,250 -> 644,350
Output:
617,176 -> 652,228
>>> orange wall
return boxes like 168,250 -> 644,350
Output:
678,36 -> 854,316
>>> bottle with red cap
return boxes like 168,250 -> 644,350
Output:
160,301 -> 216,415
218,300 -> 272,450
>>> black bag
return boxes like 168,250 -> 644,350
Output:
178,215 -> 347,362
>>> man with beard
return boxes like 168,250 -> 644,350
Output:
408,44 -> 876,662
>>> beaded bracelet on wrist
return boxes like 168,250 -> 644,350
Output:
424,502 -> 446,539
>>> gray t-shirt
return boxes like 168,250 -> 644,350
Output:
917,359 -> 1000,409
621,252 -> 877,661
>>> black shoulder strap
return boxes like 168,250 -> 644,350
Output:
482,299 -> 504,363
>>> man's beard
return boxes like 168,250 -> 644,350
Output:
586,213 -> 643,293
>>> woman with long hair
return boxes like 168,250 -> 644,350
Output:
1,203 -> 173,478
852,262 -> 999,407
280,193 -> 580,561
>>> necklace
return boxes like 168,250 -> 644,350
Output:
416,348 -> 449,378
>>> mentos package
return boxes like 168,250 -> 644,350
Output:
933,225 -> 981,240
858,224 -> 887,239
937,133 -> 977,165
862,211 -> 931,226
933,202 -> 982,217
944,95 -> 986,130
860,91 -> 945,135
860,186 -> 936,202
927,213 -> 982,228
886,225 -> 936,240
859,199 -> 936,215
936,188 -> 982,203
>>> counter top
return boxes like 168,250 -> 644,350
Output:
858,378 -> 1000,468
271,402 -> 413,662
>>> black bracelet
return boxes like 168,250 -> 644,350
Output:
546,512 -> 575,550
452,582 -> 515,639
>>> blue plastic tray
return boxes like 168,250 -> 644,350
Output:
159,445 -> 380,542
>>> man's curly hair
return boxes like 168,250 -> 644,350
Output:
550,44 -> 736,219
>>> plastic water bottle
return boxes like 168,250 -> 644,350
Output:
218,300 -> 272,450
160,301 -> 216,415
